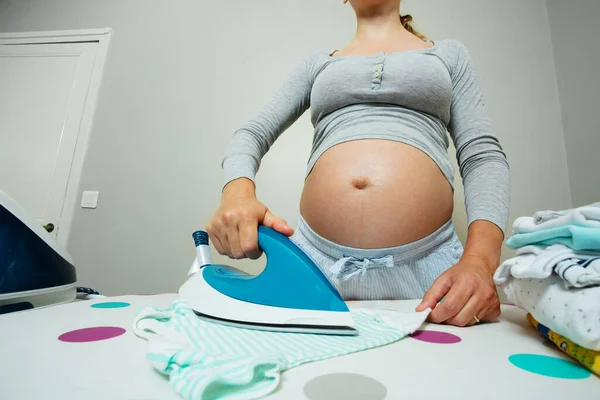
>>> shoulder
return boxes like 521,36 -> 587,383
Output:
433,39 -> 472,61
293,49 -> 332,79
289,47 -> 330,63
432,39 -> 477,78
303,49 -> 332,66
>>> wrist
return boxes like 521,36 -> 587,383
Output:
222,178 -> 256,200
460,251 -> 499,275
462,220 -> 503,274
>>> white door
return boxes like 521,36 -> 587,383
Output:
0,42 -> 99,246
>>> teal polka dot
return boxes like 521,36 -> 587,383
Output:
509,354 -> 591,379
91,302 -> 130,309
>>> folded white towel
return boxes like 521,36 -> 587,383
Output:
530,203 -> 600,226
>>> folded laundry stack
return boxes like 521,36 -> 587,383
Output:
494,203 -> 600,376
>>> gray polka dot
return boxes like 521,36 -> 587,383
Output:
304,373 -> 387,400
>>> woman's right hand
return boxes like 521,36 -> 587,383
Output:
206,179 -> 294,260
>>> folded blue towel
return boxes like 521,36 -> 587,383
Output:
506,225 -> 600,251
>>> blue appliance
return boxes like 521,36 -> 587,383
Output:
0,189 -> 77,314
179,226 -> 358,335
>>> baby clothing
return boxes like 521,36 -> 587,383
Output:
222,39 -> 510,234
499,244 -> 600,289
533,203 -> 600,225
527,313 -> 599,376
516,206 -> 600,232
494,270 -> 600,351
133,300 -> 429,400
500,204 -> 600,355
509,203 -> 600,250
290,217 -> 463,300
506,225 -> 600,251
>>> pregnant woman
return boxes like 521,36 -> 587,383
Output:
207,0 -> 510,327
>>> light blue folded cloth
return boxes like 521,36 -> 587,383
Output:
506,225 -> 600,250
133,300 -> 429,400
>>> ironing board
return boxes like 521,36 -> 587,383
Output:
0,295 -> 597,399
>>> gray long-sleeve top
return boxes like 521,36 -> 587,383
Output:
222,39 -> 510,233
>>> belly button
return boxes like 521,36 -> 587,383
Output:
351,177 -> 370,190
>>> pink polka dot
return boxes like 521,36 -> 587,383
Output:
410,330 -> 461,344
58,326 -> 126,343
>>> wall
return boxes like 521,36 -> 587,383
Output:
547,0 -> 600,207
0,0 -> 572,295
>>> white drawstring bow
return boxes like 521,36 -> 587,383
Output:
330,255 -> 395,282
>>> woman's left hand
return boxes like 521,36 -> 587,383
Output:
415,255 -> 501,327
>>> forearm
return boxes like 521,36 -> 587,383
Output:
462,220 -> 504,274
461,149 -> 510,233
460,155 -> 509,276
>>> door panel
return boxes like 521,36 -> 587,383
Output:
0,42 -> 97,239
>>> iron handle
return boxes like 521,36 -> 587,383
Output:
43,223 -> 55,233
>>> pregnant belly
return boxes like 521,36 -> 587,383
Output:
299,140 -> 454,248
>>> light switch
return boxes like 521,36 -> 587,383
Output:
81,191 -> 99,209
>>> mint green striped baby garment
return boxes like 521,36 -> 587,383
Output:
133,300 -> 426,400
506,225 -> 600,250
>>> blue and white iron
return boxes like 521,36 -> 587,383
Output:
178,227 -> 358,335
